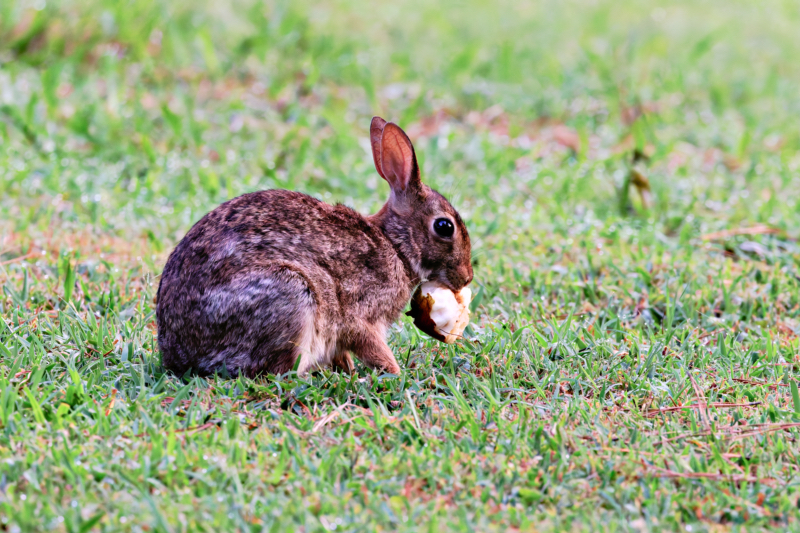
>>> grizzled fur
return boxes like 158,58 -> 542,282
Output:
156,118 -> 472,377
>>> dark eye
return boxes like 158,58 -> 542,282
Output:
433,218 -> 455,238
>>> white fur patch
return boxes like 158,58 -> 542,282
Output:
296,313 -> 336,375
209,238 -> 239,262
202,278 -> 281,322
410,258 -> 431,283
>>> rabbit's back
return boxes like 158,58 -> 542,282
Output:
156,190 -> 412,376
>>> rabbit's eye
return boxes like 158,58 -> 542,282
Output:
433,218 -> 455,238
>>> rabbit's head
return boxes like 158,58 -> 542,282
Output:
369,117 -> 473,292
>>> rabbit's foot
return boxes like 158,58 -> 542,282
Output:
350,326 -> 401,375
331,351 -> 354,374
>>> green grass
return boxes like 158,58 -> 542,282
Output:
2,0 -> 800,530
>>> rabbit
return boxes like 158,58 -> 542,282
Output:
156,117 -> 473,378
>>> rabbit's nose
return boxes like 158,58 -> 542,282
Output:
455,264 -> 473,288
465,264 -> 474,285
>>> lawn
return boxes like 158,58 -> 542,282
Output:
2,0 -> 800,531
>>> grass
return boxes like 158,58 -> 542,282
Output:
2,0 -> 800,530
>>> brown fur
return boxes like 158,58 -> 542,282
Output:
156,117 -> 472,377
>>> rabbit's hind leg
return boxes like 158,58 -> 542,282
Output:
199,265 -> 321,377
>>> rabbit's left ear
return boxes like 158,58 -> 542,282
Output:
370,116 -> 387,180
370,117 -> 421,194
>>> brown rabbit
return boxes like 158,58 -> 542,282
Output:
156,117 -> 472,378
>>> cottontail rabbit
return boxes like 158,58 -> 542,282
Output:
156,117 -> 473,377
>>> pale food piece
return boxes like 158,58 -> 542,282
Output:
407,282 -> 472,344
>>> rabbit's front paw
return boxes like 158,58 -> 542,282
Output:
351,327 -> 401,375
384,361 -> 401,375
331,351 -> 354,374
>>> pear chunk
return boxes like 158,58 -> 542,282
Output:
407,282 -> 472,344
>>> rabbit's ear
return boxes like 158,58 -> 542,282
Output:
379,122 -> 420,194
370,116 -> 387,180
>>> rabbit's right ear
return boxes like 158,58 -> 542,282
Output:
370,117 -> 421,195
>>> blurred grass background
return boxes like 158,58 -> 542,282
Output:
2,0 -> 800,531
2,0 -> 800,246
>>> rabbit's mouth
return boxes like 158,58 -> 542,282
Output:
409,260 -> 431,286
424,277 -> 457,293
425,271 -> 472,294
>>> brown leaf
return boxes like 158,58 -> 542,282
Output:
553,125 -> 581,154
630,168 -> 652,209
406,288 -> 446,342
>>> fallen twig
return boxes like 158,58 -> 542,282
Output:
733,377 -> 789,389
646,401 -> 761,417
654,422 -> 800,447
134,422 -> 217,438
533,311 -> 591,324
728,422 -> 800,442
0,251 -> 39,266
700,225 -> 783,241
606,448 -> 749,462
640,461 -> 777,486
690,375 -> 711,432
